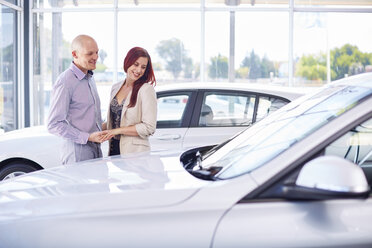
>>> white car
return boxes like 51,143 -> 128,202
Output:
0,82 -> 307,180
0,73 -> 371,247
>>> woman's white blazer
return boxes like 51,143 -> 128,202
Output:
106,81 -> 157,154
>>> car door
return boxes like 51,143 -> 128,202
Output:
183,90 -> 290,150
213,116 -> 372,248
150,90 -> 197,151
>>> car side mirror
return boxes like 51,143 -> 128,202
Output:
283,156 -> 370,200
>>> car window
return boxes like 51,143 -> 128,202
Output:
255,96 -> 289,122
157,94 -> 190,128
325,117 -> 372,186
206,85 -> 372,179
198,93 -> 255,127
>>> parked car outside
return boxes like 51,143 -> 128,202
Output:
0,73 -> 371,247
0,82 -> 308,180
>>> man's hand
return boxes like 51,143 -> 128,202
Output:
88,131 -> 113,143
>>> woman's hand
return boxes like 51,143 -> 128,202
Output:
102,128 -> 121,140
102,126 -> 138,141
89,130 -> 113,143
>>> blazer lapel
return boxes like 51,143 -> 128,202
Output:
107,81 -> 125,129
111,81 -> 125,102
120,89 -> 132,124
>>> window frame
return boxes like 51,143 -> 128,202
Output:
189,89 -> 291,128
156,89 -> 198,129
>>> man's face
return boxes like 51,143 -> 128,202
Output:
72,39 -> 98,74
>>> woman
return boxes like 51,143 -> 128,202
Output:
103,47 -> 157,155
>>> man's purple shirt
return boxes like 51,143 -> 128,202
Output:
47,62 -> 102,144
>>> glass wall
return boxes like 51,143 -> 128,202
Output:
118,11 -> 200,83
294,11 -> 372,86
234,11 -> 289,84
32,11 -> 115,124
0,3 -> 18,133
30,0 -> 372,127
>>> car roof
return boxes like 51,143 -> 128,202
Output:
329,72 -> 372,88
155,82 -> 314,101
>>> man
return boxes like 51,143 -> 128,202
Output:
48,34 -> 109,165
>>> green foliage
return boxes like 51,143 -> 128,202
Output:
208,54 -> 228,79
241,50 -> 276,79
235,66 -> 249,79
156,38 -> 193,79
297,64 -> 327,81
296,44 -> 372,81
331,44 -> 371,80
261,55 -> 276,79
95,63 -> 107,72
295,53 -> 327,81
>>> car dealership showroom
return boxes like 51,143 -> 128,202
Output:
0,0 -> 372,247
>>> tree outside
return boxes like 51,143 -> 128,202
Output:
208,54 -> 228,79
296,44 -> 372,82
240,50 -> 276,80
295,53 -> 328,81
156,38 -> 193,79
331,44 -> 372,80
235,67 -> 249,79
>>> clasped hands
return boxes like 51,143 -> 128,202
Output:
88,129 -> 121,143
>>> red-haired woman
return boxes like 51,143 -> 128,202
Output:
103,47 -> 157,155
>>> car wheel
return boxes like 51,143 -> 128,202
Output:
0,163 -> 39,181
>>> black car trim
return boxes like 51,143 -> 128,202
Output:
156,90 -> 198,128
189,90 -> 204,127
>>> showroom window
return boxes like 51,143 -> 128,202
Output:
117,11 -> 201,83
294,12 -> 372,86
0,2 -> 19,133
27,0 -> 372,129
32,11 -> 115,125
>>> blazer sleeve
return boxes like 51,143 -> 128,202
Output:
135,84 -> 157,139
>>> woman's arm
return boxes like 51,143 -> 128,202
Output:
105,125 -> 138,137
134,85 -> 157,138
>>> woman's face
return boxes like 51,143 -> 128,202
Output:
127,57 -> 148,82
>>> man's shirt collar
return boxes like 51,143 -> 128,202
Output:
70,62 -> 93,80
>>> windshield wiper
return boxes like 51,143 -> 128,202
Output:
194,151 -> 203,170
190,166 -> 222,181
183,150 -> 221,180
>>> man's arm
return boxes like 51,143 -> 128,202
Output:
47,76 -> 90,144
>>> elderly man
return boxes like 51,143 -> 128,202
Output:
48,34 -> 109,165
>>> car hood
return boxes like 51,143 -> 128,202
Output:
0,151 -> 211,222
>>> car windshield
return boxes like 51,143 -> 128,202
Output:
202,85 -> 372,179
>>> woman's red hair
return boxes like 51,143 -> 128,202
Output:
124,47 -> 156,107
